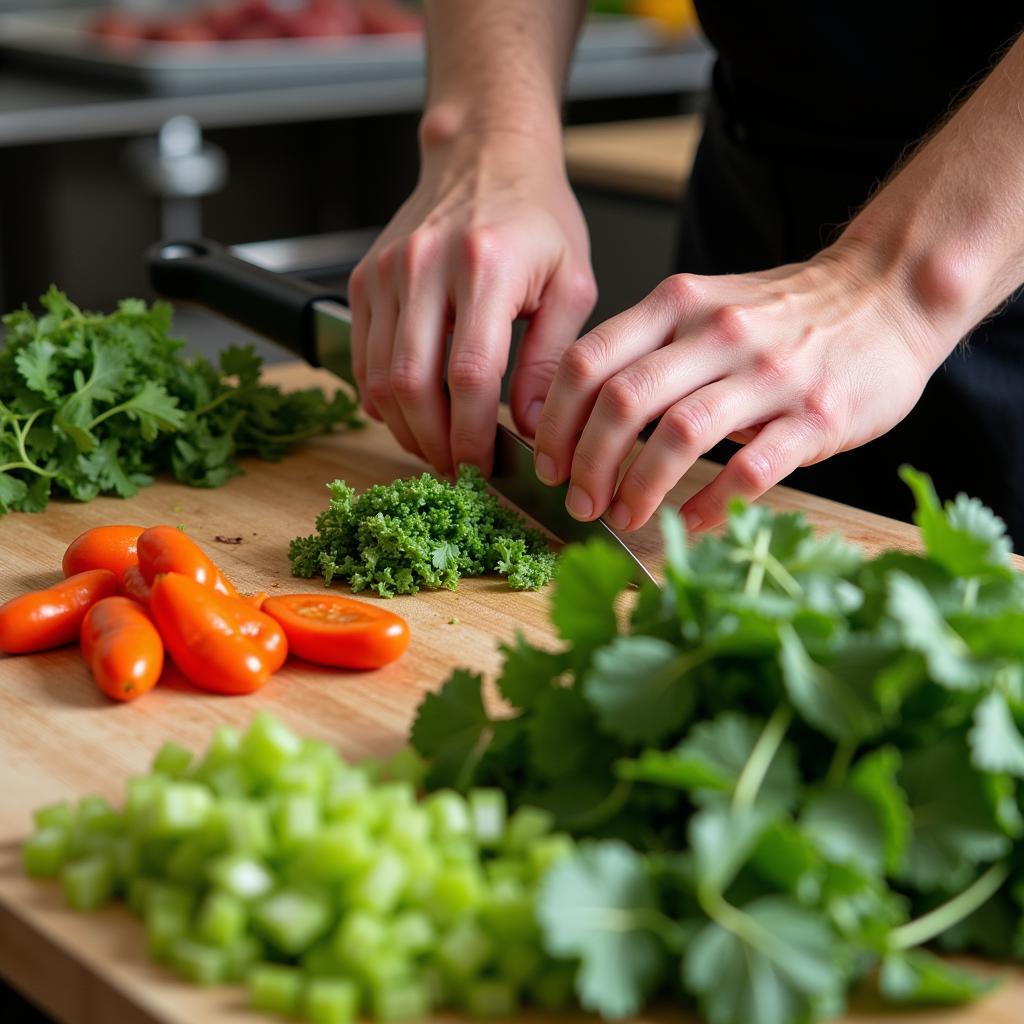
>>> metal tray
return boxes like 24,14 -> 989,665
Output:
0,9 -> 674,96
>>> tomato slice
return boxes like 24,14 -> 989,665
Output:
261,594 -> 409,669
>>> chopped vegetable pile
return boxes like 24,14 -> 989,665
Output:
411,467 -> 1024,1022
24,714 -> 579,1022
0,288 -> 360,515
288,467 -> 558,597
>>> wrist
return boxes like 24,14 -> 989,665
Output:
418,101 -> 563,163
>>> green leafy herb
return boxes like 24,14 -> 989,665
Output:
288,467 -> 557,597
0,288 -> 360,513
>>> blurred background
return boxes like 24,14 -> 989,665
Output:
0,0 -> 711,360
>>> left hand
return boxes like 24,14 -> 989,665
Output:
530,246 -> 948,532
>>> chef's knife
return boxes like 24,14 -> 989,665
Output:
147,240 -> 656,584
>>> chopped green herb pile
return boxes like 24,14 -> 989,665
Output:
0,288 -> 360,513
289,467 -> 557,597
24,714 -> 580,1021
411,467 -> 1024,1022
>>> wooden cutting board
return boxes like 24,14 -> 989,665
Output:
0,361 -> 1021,1024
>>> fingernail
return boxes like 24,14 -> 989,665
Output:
535,452 -> 557,484
523,400 -> 544,436
683,509 -> 704,531
607,500 -> 631,531
566,485 -> 593,520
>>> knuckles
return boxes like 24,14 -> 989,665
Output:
559,329 -> 611,387
389,358 -> 428,401
662,398 -> 715,450
708,304 -> 752,347
448,356 -> 497,396
598,370 -> 652,421
659,273 -> 702,309
731,447 -> 775,494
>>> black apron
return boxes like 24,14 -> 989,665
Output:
679,3 -> 1024,549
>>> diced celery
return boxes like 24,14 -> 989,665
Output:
529,962 -> 576,1012
305,977 -> 359,1024
241,713 -> 303,779
276,759 -> 326,797
274,793 -> 321,849
146,902 -> 190,961
379,746 -> 427,787
23,827 -> 69,877
62,855 -> 116,910
440,838 -> 478,866
149,783 -> 213,838
371,978 -> 429,1022
428,864 -> 484,921
381,806 -> 430,852
436,919 -> 494,980
223,934 -> 264,982
287,824 -> 374,883
204,763 -> 251,800
401,845 -> 441,904
138,836 -> 177,876
527,833 -> 574,879
348,847 -> 406,914
144,881 -> 197,917
360,951 -> 411,991
484,857 -> 527,887
219,799 -> 273,854
324,771 -> 371,820
424,790 -> 472,841
253,887 -> 332,955
77,795 -> 122,834
152,741 -> 193,778
124,776 -> 168,828
33,801 -> 74,832
208,853 -> 275,901
465,979 -> 518,1017
373,781 -> 416,817
194,725 -> 242,780
480,879 -> 537,941
110,836 -> 141,880
331,910 -> 387,969
419,966 -> 449,1009
390,911 -> 435,956
468,789 -> 506,847
166,837 -> 215,886
248,963 -> 303,1015
195,889 -> 247,948
502,806 -> 554,854
300,939 -> 343,977
170,938 -> 226,986
127,876 -> 155,916
496,941 -> 543,987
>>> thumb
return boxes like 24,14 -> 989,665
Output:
509,266 -> 597,438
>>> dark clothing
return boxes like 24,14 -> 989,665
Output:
677,5 -> 1024,547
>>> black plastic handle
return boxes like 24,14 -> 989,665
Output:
146,239 -> 345,366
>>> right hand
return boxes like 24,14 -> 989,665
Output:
349,126 -> 597,476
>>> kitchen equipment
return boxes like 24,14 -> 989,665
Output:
147,239 -> 657,583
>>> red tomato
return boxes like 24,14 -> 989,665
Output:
137,525 -> 238,598
261,593 -> 409,669
0,570 -> 119,654
62,525 -> 144,579
81,597 -> 164,702
119,565 -> 153,607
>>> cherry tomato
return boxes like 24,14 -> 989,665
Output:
0,570 -> 119,654
261,593 -> 409,669
150,573 -> 287,695
62,524 -> 144,579
137,525 -> 238,598
81,597 -> 164,702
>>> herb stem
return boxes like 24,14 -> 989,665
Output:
889,861 -> 1010,951
244,423 -> 327,445
743,526 -> 771,597
826,739 -> 856,787
698,887 -> 777,958
733,704 -> 792,810
194,390 -> 237,417
962,577 -> 980,612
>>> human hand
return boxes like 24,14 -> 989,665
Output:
349,128 -> 596,476
531,246 -> 949,532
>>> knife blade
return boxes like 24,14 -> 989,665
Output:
308,297 -> 656,584
147,241 -> 656,584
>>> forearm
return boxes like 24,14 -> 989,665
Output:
839,32 -> 1024,364
420,0 -> 586,151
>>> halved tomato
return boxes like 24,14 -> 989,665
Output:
261,593 -> 409,669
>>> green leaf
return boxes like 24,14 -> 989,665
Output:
618,712 -> 799,812
879,949 -> 996,1005
848,747 -> 911,873
408,670 -> 492,790
219,344 -> 262,387
778,627 -> 886,741
691,804 -> 775,895
551,540 -> 635,666
900,466 -> 1012,578
14,338 -> 59,400
969,692 -> 1024,778
583,635 -> 698,744
0,471 -> 29,512
115,380 -> 186,440
802,789 -> 888,877
494,634 -> 568,710
538,840 -> 666,1019
887,572 -> 988,689
685,896 -> 843,1024
527,688 -> 598,780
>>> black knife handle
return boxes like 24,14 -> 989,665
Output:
146,239 -> 345,366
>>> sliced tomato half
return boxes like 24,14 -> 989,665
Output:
261,594 -> 409,669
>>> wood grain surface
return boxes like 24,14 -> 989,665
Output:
0,362 -> 1020,1024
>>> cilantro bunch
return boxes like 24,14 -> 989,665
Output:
289,467 -> 558,597
0,287 -> 360,514
411,468 -> 1024,1022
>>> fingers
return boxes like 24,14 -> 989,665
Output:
508,266 -> 597,439
348,262 -> 381,421
606,377 -> 779,530
532,274 -> 703,486
679,414 -> 816,530
563,344 -> 734,522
